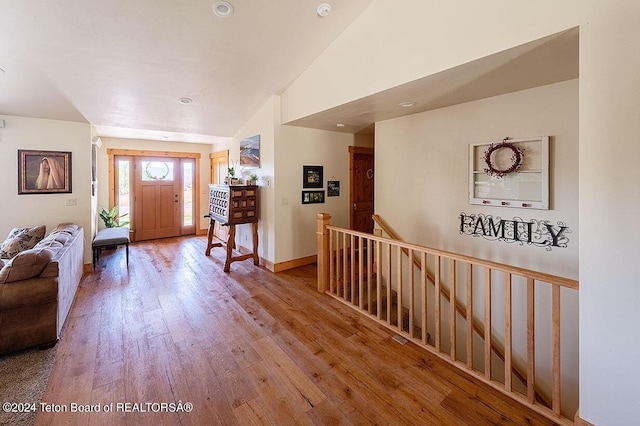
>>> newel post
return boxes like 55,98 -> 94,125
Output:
316,213 -> 331,293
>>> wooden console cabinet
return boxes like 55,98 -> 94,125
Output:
206,184 -> 259,271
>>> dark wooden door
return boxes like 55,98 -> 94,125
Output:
349,147 -> 374,233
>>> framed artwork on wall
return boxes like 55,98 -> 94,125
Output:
303,165 -> 323,188
240,135 -> 260,168
18,149 -> 72,194
302,190 -> 325,204
327,180 -> 340,196
469,136 -> 549,209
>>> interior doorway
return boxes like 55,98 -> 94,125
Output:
349,146 -> 374,233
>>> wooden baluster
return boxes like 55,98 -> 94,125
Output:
397,245 -> 403,332
484,267 -> 492,380
450,259 -> 456,361
527,278 -> 536,404
435,255 -> 441,353
466,263 -> 473,368
329,229 -> 335,294
504,272 -> 513,391
552,285 -> 561,415
386,243 -> 392,325
342,232 -> 348,300
421,251 -> 428,345
358,236 -> 364,309
335,231 -> 343,297
377,240 -> 382,320
409,249 -> 415,338
350,234 -> 356,304
367,238 -> 373,315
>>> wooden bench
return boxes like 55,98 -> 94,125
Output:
92,227 -> 130,269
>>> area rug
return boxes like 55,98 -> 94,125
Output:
0,345 -> 58,426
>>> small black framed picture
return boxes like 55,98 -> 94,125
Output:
303,165 -> 323,188
327,180 -> 340,197
302,190 -> 325,204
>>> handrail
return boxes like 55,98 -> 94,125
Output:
372,214 -> 552,407
317,213 -> 578,425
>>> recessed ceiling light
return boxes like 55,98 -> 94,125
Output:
399,101 -> 415,108
212,1 -> 234,18
336,123 -> 345,128
179,97 -> 193,104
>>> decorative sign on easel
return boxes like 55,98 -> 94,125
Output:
459,212 -> 570,251
469,136 -> 549,209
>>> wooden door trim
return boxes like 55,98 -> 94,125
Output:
209,150 -> 229,184
349,146 -> 374,230
209,150 -> 230,241
107,148 -> 201,238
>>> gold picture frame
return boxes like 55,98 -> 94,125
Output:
18,149 -> 72,194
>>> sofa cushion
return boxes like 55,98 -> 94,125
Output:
0,247 -> 54,283
52,223 -> 79,235
0,225 -> 46,259
37,232 -> 71,247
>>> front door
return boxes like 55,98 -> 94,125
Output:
134,157 -> 181,241
349,147 -> 374,233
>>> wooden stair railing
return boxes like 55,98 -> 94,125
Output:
371,214 -> 552,409
316,213 -> 579,426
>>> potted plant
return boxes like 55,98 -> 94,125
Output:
249,173 -> 258,185
227,159 -> 239,184
99,206 -> 130,228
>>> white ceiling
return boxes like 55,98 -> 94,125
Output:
0,2 -> 578,144
288,27 -> 579,134
0,0 -> 375,143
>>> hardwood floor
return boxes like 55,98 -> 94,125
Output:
36,236 -> 557,425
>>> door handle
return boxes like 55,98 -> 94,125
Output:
353,203 -> 357,210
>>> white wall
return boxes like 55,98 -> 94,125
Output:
0,115 -> 93,263
579,2 -> 640,424
376,80 -> 579,277
216,97 -> 277,264
96,137 -> 214,235
218,96 -> 354,268
275,124 -> 352,264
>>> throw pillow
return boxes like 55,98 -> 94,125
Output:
0,225 -> 46,259
0,247 -> 54,283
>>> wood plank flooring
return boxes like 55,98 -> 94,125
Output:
36,236 -> 557,425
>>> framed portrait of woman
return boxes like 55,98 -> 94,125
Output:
18,149 -> 72,194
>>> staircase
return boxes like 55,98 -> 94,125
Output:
316,213 -> 579,425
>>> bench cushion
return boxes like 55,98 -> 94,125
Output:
92,228 -> 130,247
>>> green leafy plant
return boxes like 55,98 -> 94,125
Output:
99,206 -> 130,228
228,159 -> 237,177
249,173 -> 258,182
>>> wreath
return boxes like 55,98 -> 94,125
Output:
483,139 -> 524,178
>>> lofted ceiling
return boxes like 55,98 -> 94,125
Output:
287,27 -> 579,134
0,1 -> 578,144
0,0 -> 375,143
